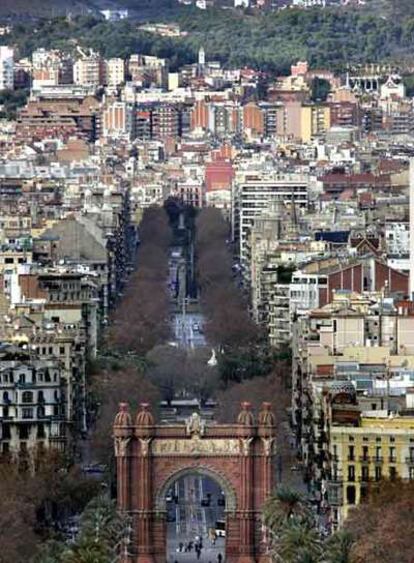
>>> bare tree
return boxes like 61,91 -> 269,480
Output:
108,206 -> 172,356
91,366 -> 160,462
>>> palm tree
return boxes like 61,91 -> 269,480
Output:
323,530 -> 355,563
263,486 -> 312,532
62,544 -> 108,563
272,518 -> 323,563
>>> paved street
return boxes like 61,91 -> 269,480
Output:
167,475 -> 225,563
173,312 -> 206,348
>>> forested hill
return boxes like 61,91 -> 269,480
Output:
0,0 -> 94,18
4,5 -> 414,73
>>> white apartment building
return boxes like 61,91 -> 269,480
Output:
74,55 -> 102,87
232,170 -> 308,276
0,348 -> 66,460
289,271 -> 328,317
385,221 -> 409,257
0,46 -> 13,90
105,58 -> 125,87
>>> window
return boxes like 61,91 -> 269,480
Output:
19,373 -> 26,384
360,485 -> 368,502
19,425 -> 29,439
409,447 -> 414,462
37,424 -> 45,439
346,486 -> 356,505
375,466 -> 382,481
2,424 -> 10,439
2,442 -> 9,454
390,436 -> 395,443
389,467 -> 397,481
349,435 -> 354,442
409,467 -> 414,481
59,346 -> 65,355
22,408 -> 33,419
22,391 -> 33,404
38,391 -> 44,403
2,391 -> 9,403
348,465 -> 355,482
361,466 -> 369,481
389,447 -> 396,463
375,446 -> 382,460
348,445 -> 355,461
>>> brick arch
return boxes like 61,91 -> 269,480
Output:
114,404 -> 276,563
154,464 -> 238,513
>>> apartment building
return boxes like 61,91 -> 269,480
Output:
328,410 -> 414,528
102,101 -> 134,138
104,57 -> 125,87
0,46 -> 13,90
73,53 -> 103,87
232,169 -> 308,278
0,345 -> 66,463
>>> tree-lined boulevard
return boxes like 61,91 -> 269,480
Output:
0,203 -> 413,562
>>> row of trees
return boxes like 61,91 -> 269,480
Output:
0,455 -> 100,563
195,208 -> 271,384
36,496 -> 128,563
263,481 -> 414,563
92,206 -> 174,461
108,207 -> 172,356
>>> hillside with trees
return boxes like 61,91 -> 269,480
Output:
4,6 -> 414,73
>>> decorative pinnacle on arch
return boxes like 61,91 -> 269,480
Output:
237,401 -> 255,425
114,402 -> 132,427
258,402 -> 276,427
135,402 -> 155,427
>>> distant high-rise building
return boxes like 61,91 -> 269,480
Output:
198,46 -> 205,67
0,46 -> 14,90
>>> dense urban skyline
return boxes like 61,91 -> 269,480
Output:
0,1 -> 413,562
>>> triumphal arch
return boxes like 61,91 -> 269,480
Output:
113,401 -> 277,563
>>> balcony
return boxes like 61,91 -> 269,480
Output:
359,456 -> 370,463
389,457 -> 397,463
373,457 -> 383,463
405,457 -> 414,464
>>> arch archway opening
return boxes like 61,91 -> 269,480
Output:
159,468 -> 232,563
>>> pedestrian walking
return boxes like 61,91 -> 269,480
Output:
179,541 -> 183,552
196,548 -> 201,560
218,553 -> 223,563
